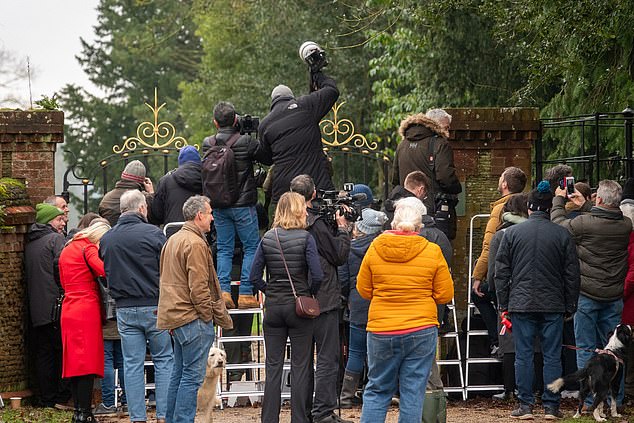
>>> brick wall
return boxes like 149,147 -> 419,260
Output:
0,111 -> 64,204
0,110 -> 61,395
0,181 -> 35,393
445,108 -> 539,316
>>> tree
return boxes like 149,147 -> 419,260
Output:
0,49 -> 31,108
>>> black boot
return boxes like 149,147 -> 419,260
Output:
71,409 -> 80,423
339,370 -> 362,408
76,409 -> 98,422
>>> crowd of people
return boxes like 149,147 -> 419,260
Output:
23,61 -> 634,423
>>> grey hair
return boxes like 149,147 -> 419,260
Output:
391,204 -> 422,232
597,180 -> 622,207
426,108 -> 452,125
120,190 -> 146,213
395,196 -> 427,216
182,195 -> 211,221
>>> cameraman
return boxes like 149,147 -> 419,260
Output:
202,101 -> 268,309
258,70 -> 339,205
290,174 -> 352,423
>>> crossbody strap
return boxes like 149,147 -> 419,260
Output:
82,247 -> 108,288
273,228 -> 298,299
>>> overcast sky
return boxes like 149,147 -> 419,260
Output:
0,0 -> 100,107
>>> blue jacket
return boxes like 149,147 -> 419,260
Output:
99,212 -> 166,308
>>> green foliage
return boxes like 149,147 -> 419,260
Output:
0,407 -> 72,423
34,94 -> 59,110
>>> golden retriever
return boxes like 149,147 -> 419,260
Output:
196,347 -> 226,423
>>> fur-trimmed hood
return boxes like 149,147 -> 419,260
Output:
398,113 -> 449,140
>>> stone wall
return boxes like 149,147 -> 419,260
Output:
445,108 -> 539,315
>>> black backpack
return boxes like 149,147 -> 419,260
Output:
202,132 -> 241,208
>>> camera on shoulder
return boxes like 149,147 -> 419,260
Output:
236,114 -> 260,135
315,183 -> 366,230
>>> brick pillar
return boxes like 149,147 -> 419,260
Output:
445,107 -> 539,315
0,111 -> 64,204
0,179 -> 35,394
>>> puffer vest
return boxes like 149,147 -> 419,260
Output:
261,228 -> 310,305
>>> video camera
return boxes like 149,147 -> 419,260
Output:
315,183 -> 366,230
237,114 -> 259,135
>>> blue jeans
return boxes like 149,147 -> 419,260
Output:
346,323 -> 367,374
213,206 -> 260,294
361,327 -> 437,423
512,312 -> 563,408
103,340 -> 126,407
165,319 -> 215,423
574,294 -> 624,405
117,306 -> 174,422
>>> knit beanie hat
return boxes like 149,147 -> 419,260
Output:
349,184 -> 374,208
178,146 -> 201,166
527,180 -> 553,212
35,203 -> 64,224
356,209 -> 388,235
271,84 -> 294,101
622,178 -> 634,201
121,160 -> 146,184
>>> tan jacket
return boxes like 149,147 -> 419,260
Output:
472,194 -> 513,281
157,221 -> 232,330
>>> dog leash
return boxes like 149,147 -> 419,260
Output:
562,344 -> 624,365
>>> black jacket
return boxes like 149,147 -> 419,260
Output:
392,113 -> 462,199
338,232 -> 379,325
151,161 -> 202,225
494,211 -> 580,314
419,215 -> 453,267
202,128 -> 265,208
307,208 -> 351,313
99,212 -> 166,308
24,223 -> 65,327
258,72 -> 339,202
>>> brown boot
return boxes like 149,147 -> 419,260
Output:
238,294 -> 260,309
222,291 -> 236,309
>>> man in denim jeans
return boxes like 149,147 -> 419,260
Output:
158,196 -> 233,423
551,179 -> 632,408
202,101 -> 268,309
100,190 -> 173,423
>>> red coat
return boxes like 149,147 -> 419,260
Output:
59,238 -> 104,378
622,232 -> 634,325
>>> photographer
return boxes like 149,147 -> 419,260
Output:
258,65 -> 339,204
202,101 -> 268,309
290,174 -> 352,423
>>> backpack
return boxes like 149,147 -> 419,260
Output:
202,132 -> 241,208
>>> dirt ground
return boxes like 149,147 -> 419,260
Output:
93,398 -> 633,423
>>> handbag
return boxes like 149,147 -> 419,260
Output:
51,255 -> 64,323
274,228 -> 320,319
83,247 -> 116,323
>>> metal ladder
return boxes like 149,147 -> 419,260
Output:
464,213 -> 503,397
436,297 -> 466,400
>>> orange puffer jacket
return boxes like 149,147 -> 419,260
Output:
357,231 -> 454,333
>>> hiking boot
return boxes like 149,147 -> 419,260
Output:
93,403 -> 117,416
544,407 -> 564,420
222,291 -> 236,309
510,403 -> 534,419
238,294 -> 260,309
339,370 -> 363,408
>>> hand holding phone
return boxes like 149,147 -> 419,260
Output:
565,176 -> 575,196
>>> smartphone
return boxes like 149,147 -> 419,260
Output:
565,176 -> 575,195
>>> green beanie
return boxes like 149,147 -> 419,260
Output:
36,203 -> 64,224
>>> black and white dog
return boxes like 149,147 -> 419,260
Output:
548,323 -> 632,422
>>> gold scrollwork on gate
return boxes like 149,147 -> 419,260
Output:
113,88 -> 193,154
320,102 -> 377,151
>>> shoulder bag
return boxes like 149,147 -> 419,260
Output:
274,228 -> 320,319
83,247 -> 116,323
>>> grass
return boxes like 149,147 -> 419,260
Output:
0,407 -> 72,423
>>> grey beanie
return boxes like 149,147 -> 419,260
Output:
356,209 -> 388,235
271,84 -> 294,101
121,160 -> 146,184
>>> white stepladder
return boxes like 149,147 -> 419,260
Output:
464,213 -> 504,398
436,297 -> 466,400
